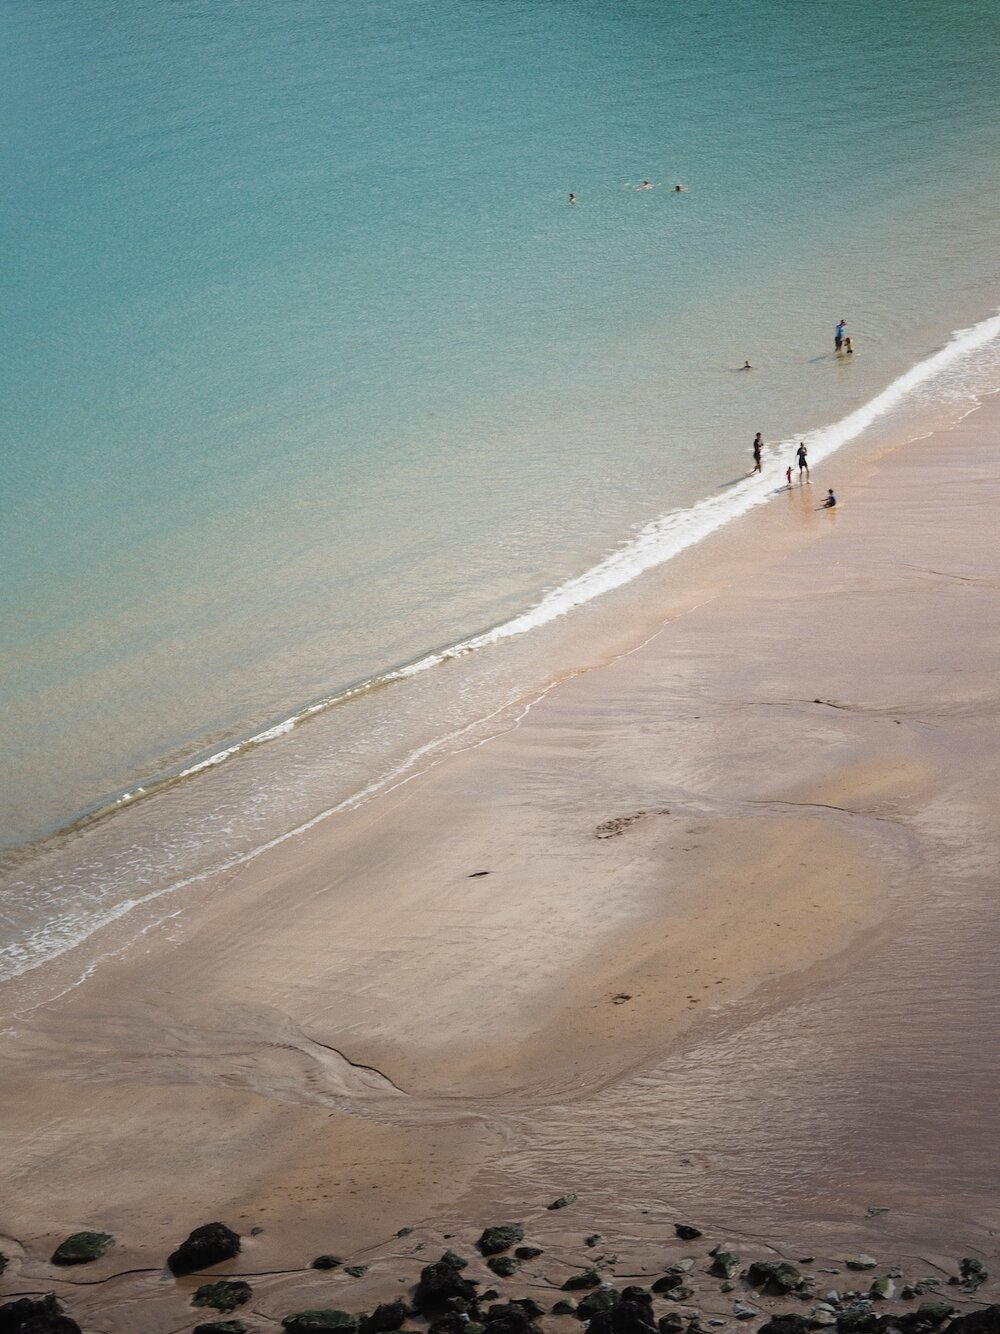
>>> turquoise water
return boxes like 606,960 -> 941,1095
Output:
2,0 -> 1000,973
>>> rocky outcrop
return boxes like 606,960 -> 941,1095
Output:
413,1260 -> 479,1313
0,1297 -> 79,1334
360,1300 -> 408,1334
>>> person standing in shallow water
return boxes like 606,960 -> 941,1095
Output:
752,432 -> 764,473
835,318 -> 847,351
796,441 -> 810,482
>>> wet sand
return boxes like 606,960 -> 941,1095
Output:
1,395 -> 998,1329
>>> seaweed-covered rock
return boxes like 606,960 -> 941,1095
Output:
943,1309 -> 1000,1334
710,1252 -> 740,1280
414,1260 -> 479,1314
282,1313 -> 359,1334
312,1255 -> 343,1270
360,1301 -> 409,1334
487,1256 -> 520,1278
442,1251 -> 470,1270
553,1302 -> 577,1316
478,1227 -> 525,1257
834,1303 -> 877,1334
548,1195 -> 579,1211
194,1323 -> 248,1334
585,1235 -> 602,1249
345,1265 -> 369,1278
662,1287 -> 694,1303
869,1279 -> 894,1301
193,1281 -> 253,1312
562,1270 -> 602,1292
50,1231 -> 114,1266
0,1296 -> 71,1334
621,1289 -> 652,1306
747,1261 -> 808,1294
674,1224 -> 702,1241
576,1291 -> 622,1322
588,1301 -> 658,1334
959,1260 -> 988,1291
516,1246 -> 544,1260
652,1266 -> 694,1294
431,1315 -> 482,1334
168,1222 -> 241,1275
658,1316 -> 684,1334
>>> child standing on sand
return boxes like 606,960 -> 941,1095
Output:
786,465 -> 793,488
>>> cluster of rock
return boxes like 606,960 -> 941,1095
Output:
0,1211 -> 995,1334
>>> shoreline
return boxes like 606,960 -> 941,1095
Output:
2,392 -> 1000,1330
4,310 -> 1000,993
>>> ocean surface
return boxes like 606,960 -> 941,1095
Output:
2,0 -> 1000,980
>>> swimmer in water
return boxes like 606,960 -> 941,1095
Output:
844,336 -> 854,354
674,183 -> 685,192
743,360 -> 752,370
642,180 -> 652,189
568,193 -> 576,205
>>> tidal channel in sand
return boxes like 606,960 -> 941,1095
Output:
0,396 -> 998,1330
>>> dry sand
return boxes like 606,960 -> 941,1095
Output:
1,395 -> 998,1330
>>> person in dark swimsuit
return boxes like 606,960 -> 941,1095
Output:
795,441 -> 810,482
752,432 -> 764,473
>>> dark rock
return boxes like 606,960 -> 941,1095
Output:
487,1257 -> 520,1278
658,1317 -> 684,1334
487,1301 -> 545,1321
845,1258 -> 878,1273
482,1310 -> 541,1334
733,1306 -> 757,1322
710,1252 -> 740,1280
621,1288 -> 652,1306
443,1251 -> 470,1270
720,1283 -> 736,1294
553,1302 -> 577,1316
674,1224 -> 702,1241
483,1292 -> 500,1303
397,1227 -> 414,1237
759,1317 -> 810,1334
361,1301 -> 408,1334
576,1291 -> 621,1322
312,1255 -> 343,1270
193,1281 -> 252,1312
167,1222 -> 241,1276
50,1231 -> 114,1266
548,1195 -> 579,1211
747,1261 -> 808,1294
515,1247 -> 544,1260
431,1315 -> 480,1334
477,1226 -> 524,1257
942,1308 -> 1000,1334
0,1297 -> 66,1334
959,1260 -> 988,1291
194,1324 -> 248,1334
282,1314 -> 359,1334
562,1269 -> 602,1291
19,1319 -> 82,1334
250,1225 -> 264,1236
588,1301 -> 658,1334
414,1260 -> 479,1314
650,1267 -> 693,1295
834,1303 -> 877,1334
913,1304 -> 957,1328
0,1256 -> 6,1276
662,1287 -> 694,1303
585,1235 -> 602,1248
345,1265 -> 369,1278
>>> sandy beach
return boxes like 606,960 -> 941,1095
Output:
1,395 -> 999,1331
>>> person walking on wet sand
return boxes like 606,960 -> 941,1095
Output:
796,440 -> 810,482
752,431 -> 764,473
